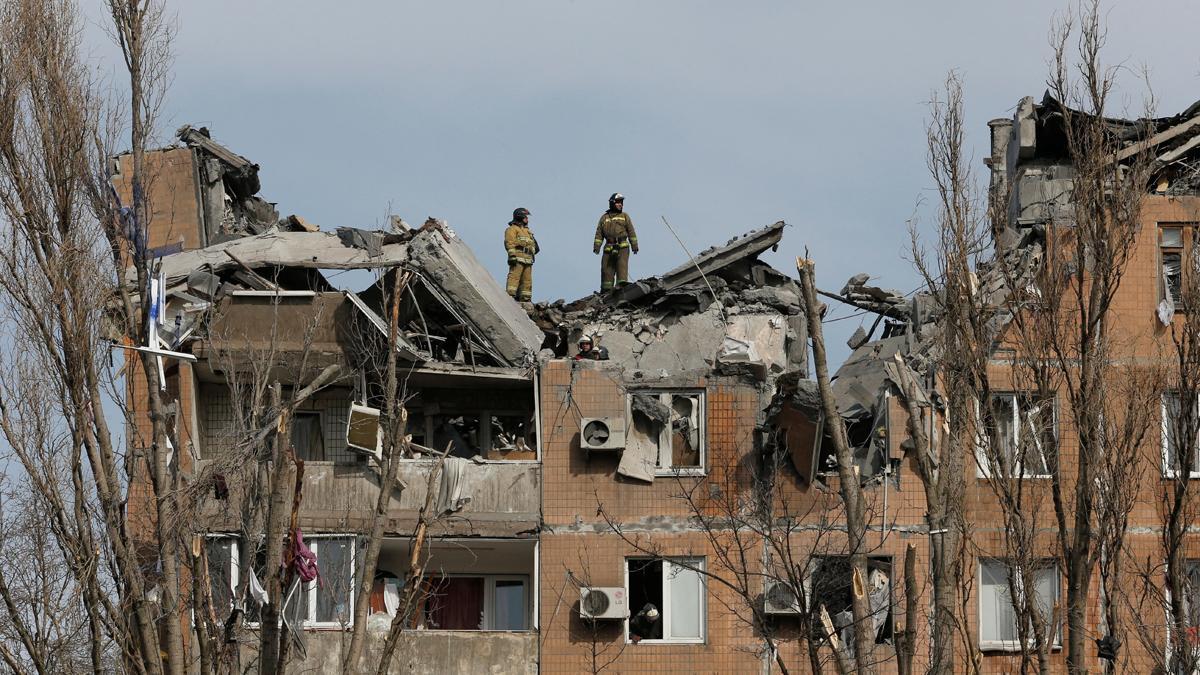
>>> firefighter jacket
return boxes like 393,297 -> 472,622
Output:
593,210 -> 638,254
504,221 -> 539,265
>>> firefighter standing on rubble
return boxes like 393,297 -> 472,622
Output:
504,207 -> 538,302
593,193 -> 638,291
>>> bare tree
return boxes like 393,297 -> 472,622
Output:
981,4 -> 1157,672
900,71 -> 986,675
0,0 -> 184,672
1125,183 -> 1200,675
596,452 -> 864,674
343,269 -> 413,669
797,256 -> 882,673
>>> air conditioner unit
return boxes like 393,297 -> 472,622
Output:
763,579 -> 802,615
580,417 -> 626,451
346,403 -> 383,461
579,587 -> 628,620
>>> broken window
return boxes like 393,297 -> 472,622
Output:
403,386 -> 537,461
979,393 -> 1053,478
431,414 -> 484,458
627,391 -> 705,474
489,414 -> 537,459
978,559 -> 1059,650
422,575 -> 530,631
346,403 -> 382,459
1162,226 -> 1186,306
221,535 -> 356,628
201,385 -> 356,463
1163,392 -> 1200,477
808,556 -> 892,653
626,558 -> 705,643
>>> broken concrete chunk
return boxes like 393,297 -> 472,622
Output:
718,336 -> 757,364
597,331 -> 642,364
741,286 -> 801,313
657,221 -> 786,291
285,214 -> 319,232
631,393 -> 671,426
407,227 -> 545,366
847,326 -> 868,350
337,227 -> 385,258
636,309 -> 724,376
841,273 -> 871,295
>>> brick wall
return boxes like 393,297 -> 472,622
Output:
113,147 -> 204,254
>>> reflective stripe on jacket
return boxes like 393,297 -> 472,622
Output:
594,211 -> 637,251
504,223 -> 538,264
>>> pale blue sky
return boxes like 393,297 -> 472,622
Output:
82,0 -> 1200,362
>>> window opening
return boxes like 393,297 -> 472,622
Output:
981,393 -> 1053,477
291,411 -> 325,461
626,557 -> 705,643
1163,392 -> 1200,477
628,391 -> 706,473
978,559 -> 1059,649
809,556 -> 893,653
419,575 -> 529,631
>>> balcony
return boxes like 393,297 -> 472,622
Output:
292,629 -> 536,674
196,459 -> 540,537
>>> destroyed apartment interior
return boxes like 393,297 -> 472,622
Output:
109,90 -> 1200,675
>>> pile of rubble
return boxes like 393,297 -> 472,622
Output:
526,221 -> 809,383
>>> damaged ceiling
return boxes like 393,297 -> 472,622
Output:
141,216 -> 544,371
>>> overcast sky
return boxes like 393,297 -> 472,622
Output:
82,0 -> 1200,363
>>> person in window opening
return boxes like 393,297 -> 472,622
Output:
629,603 -> 662,643
573,334 -> 609,361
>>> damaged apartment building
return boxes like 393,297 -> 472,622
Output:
122,93 -> 1200,674
119,126 -> 823,673
764,93 -> 1200,674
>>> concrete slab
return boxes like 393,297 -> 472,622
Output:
407,228 -> 545,366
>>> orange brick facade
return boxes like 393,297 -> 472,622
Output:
534,195 -> 1200,674
122,132 -> 1200,672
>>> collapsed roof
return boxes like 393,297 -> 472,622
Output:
142,218 -> 544,369
770,92 -> 1200,485
993,93 -> 1200,239
527,221 -> 809,383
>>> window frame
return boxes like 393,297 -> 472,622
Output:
624,557 -> 707,645
626,390 -> 707,476
804,555 -> 894,648
207,534 -> 357,630
1159,224 -> 1196,311
291,410 -> 326,462
420,573 -> 532,631
977,558 -> 1061,652
1162,392 -> 1200,479
485,575 -> 531,631
975,392 -> 1055,479
1163,559 -> 1200,666
202,534 -> 240,622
